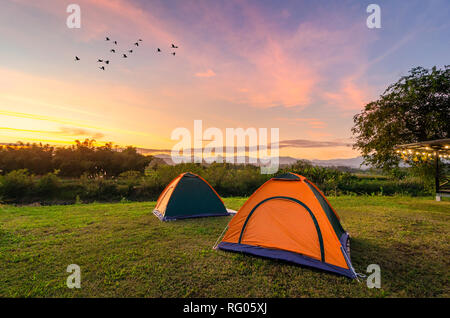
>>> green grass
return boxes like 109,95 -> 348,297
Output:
0,196 -> 448,297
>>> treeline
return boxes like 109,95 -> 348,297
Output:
0,139 -> 151,177
0,160 -> 431,204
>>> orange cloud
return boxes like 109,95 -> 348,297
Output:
0,66 -> 171,142
324,77 -> 371,111
12,0 -> 175,44
195,69 -> 216,78
275,117 -> 327,129
2,0 -> 381,159
0,126 -> 104,139
12,0 -> 371,112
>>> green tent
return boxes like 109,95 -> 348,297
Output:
153,172 -> 229,221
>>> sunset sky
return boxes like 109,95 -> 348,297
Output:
0,0 -> 449,159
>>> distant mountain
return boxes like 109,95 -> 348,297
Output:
152,154 -> 369,169
309,156 -> 368,169
153,154 -> 174,165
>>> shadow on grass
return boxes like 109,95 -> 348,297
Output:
350,237 -> 447,297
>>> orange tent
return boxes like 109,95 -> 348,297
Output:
216,172 -> 356,278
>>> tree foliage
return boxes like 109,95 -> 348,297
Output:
352,65 -> 450,169
0,139 -> 152,177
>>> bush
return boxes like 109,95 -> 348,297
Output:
0,161 -> 433,204
35,172 -> 61,196
80,174 -> 119,200
0,169 -> 34,201
339,177 -> 430,196
132,174 -> 162,201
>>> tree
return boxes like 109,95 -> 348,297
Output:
352,65 -> 450,170
0,143 -> 54,174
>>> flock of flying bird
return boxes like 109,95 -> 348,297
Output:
74,36 -> 179,71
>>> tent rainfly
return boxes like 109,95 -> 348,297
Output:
216,172 -> 357,279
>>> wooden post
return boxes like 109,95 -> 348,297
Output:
435,153 -> 440,201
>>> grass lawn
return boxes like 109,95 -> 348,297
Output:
0,196 -> 448,297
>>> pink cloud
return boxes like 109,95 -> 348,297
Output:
5,0 -> 380,153
324,77 -> 372,111
12,0 -> 374,112
306,131 -> 333,139
275,117 -> 327,129
195,69 -> 216,78
12,0 -> 176,43
167,2 -> 374,110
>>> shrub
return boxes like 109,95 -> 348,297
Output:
115,171 -> 140,197
0,169 -> 34,201
0,160 -> 433,203
131,174 -> 163,201
35,172 -> 61,196
80,174 -> 119,201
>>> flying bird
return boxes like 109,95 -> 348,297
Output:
122,54 -> 128,58
110,49 -> 116,53
138,39 -> 143,42
171,52 -> 176,56
134,42 -> 139,46
171,44 -> 178,48
157,48 -> 161,52
106,37 -> 110,41
99,66 -> 105,70
105,60 -> 110,64
97,59 -> 103,62
128,50 -> 133,53
114,41 -> 118,45
75,56 -> 80,61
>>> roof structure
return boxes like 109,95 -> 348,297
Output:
394,138 -> 450,200
394,138 -> 450,158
